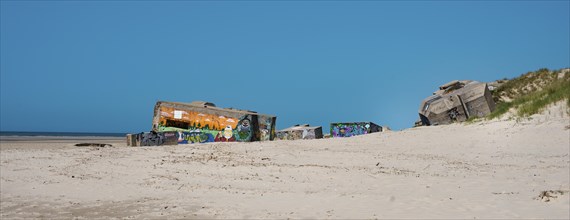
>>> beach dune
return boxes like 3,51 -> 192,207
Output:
1,104 -> 569,219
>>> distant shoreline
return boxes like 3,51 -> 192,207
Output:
0,131 -> 126,143
0,131 -> 127,137
0,135 -> 124,141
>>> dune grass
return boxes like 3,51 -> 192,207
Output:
487,68 -> 570,120
486,102 -> 514,120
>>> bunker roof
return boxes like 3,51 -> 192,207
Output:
156,101 -> 275,117
419,81 -> 488,115
279,124 -> 322,132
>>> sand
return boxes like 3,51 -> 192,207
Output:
1,105 -> 569,219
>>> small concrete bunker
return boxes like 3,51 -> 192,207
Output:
418,80 -> 495,126
275,124 -> 323,140
330,122 -> 382,138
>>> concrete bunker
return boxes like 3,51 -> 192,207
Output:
127,101 -> 276,146
276,124 -> 323,140
330,122 -> 382,138
418,80 -> 495,126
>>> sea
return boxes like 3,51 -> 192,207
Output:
0,131 -> 127,137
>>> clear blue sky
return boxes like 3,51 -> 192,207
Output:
1,1 -> 569,133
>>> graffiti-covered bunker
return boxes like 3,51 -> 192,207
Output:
418,80 -> 495,126
127,101 -> 276,146
154,101 -> 276,144
330,122 -> 382,138
276,124 -> 323,140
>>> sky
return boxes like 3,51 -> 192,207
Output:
1,1 -> 569,133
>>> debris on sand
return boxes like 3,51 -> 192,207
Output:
535,190 -> 567,202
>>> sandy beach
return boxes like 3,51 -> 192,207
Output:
1,105 -> 569,219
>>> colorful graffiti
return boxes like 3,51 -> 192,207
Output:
331,123 -> 377,138
213,126 -> 236,142
235,117 -> 252,141
157,107 -> 254,144
177,130 -> 215,144
257,116 -> 274,141
159,106 -> 239,131
152,101 -> 277,144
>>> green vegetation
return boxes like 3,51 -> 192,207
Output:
486,102 -> 514,120
487,68 -> 570,119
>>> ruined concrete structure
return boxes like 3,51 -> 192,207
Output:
275,124 -> 323,140
330,122 -> 382,138
418,80 -> 495,126
127,101 -> 276,146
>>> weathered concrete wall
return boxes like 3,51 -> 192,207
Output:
465,96 -> 492,118
330,122 -> 381,138
484,86 -> 496,113
428,101 -> 469,126
152,101 -> 276,144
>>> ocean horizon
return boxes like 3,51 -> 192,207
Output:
0,131 -> 127,137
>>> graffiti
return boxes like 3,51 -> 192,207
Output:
154,103 -> 277,143
277,130 -> 302,140
289,132 -> 298,140
132,131 -> 178,146
159,115 -> 255,143
214,126 -> 236,142
159,107 -> 239,131
276,129 -> 317,140
235,116 -> 252,142
157,108 -> 249,143
177,130 -> 215,144
140,132 -> 164,146
331,124 -> 368,137
331,123 -> 378,138
258,116 -> 273,141
447,107 -> 460,121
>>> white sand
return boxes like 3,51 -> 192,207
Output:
1,104 -> 569,219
